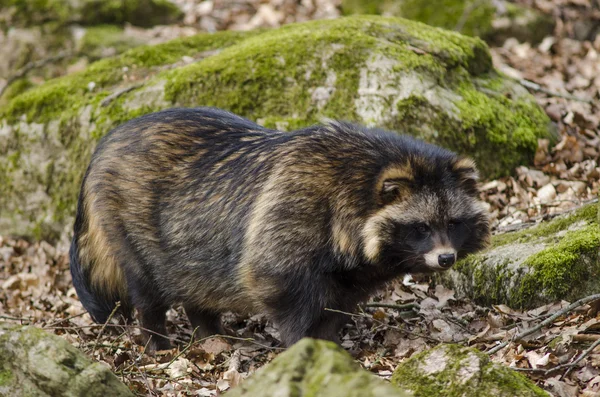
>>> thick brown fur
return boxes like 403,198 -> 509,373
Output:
70,107 -> 490,350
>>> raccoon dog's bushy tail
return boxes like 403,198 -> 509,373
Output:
69,194 -> 128,323
69,241 -> 106,322
69,237 -> 117,323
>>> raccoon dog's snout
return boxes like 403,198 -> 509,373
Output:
438,253 -> 456,268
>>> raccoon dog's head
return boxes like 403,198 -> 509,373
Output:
361,143 -> 490,274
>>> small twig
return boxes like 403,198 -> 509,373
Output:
443,313 -> 475,335
488,293 -> 600,355
325,307 -> 442,343
163,326 -> 198,371
44,322 -> 188,345
518,79 -> 594,104
92,302 -> 121,351
364,302 -> 420,311
44,312 -> 87,327
509,338 -> 600,378
204,334 -> 283,351
561,338 -> 600,378
510,367 -> 549,374
0,51 -> 73,97
100,83 -> 143,107
121,321 -> 158,396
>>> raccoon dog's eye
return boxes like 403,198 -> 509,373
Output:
448,221 -> 461,231
414,223 -> 430,235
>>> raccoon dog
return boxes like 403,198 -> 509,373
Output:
70,107 -> 490,350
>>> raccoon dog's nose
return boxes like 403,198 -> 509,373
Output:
438,253 -> 456,268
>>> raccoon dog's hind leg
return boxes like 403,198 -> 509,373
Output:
126,272 -> 172,351
114,237 -> 172,351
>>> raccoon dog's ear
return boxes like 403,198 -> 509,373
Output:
380,178 -> 412,205
452,157 -> 479,196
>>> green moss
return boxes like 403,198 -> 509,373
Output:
341,0 -> 496,38
0,368 -> 12,386
0,0 -> 71,29
79,0 -> 182,27
0,78 -> 34,104
227,339 -> 407,397
80,25 -> 143,60
493,203 -> 598,247
164,18 -> 380,123
450,75 -> 551,177
0,0 -> 182,29
1,29 -> 258,124
340,0 -> 381,15
392,344 -> 547,396
515,225 -> 600,306
396,0 -> 495,38
163,16 -> 502,157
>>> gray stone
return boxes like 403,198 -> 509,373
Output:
0,322 -> 133,397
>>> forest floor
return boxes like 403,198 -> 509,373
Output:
1,0 -> 599,396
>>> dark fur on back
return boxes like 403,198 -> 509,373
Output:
70,107 -> 490,349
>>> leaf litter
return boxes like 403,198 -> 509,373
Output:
1,0 -> 600,396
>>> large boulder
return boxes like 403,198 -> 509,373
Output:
440,202 -> 600,308
0,15 -> 552,240
0,322 -> 133,396
0,0 -> 183,103
391,344 -> 548,396
227,338 -> 409,397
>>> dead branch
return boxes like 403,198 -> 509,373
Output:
163,327 -> 198,370
325,307 -> 442,343
487,293 -> 600,355
100,83 -> 143,107
364,302 -> 420,311
92,301 -> 121,351
510,338 -> 600,377
561,338 -> 600,378
518,79 -> 594,104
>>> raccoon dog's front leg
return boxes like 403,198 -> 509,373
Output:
306,310 -> 349,344
273,303 -> 348,346
266,273 -> 347,346
138,305 -> 171,351
184,306 -> 225,339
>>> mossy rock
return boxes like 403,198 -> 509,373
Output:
341,0 -> 554,44
391,344 -> 548,396
0,24 -> 154,105
0,322 -> 133,396
439,202 -> 600,308
0,15 -> 552,240
342,0 -> 496,38
0,0 -> 182,29
227,338 -> 409,397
